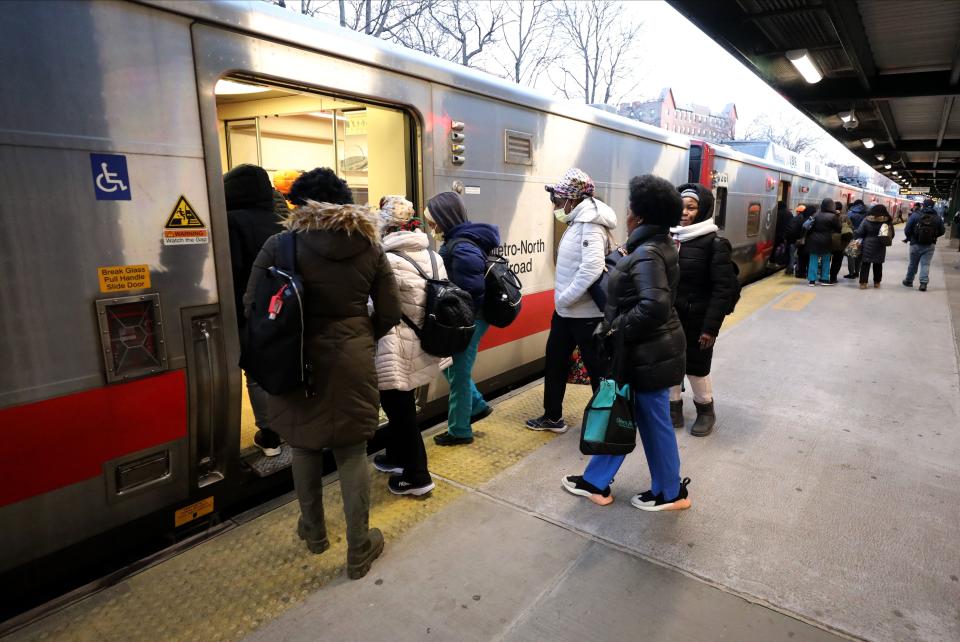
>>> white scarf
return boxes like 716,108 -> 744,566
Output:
671,217 -> 719,243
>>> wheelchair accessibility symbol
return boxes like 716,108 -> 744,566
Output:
90,153 -> 132,200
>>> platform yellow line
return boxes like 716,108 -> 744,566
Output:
723,271 -> 800,330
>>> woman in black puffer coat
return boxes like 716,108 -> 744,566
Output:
668,183 -> 736,437
805,198 -> 842,286
854,204 -> 894,288
561,175 -> 691,513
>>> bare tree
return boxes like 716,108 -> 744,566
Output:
415,1 -> 505,68
264,0 -> 335,18
497,0 -> 556,86
551,0 -> 643,105
742,113 -> 824,157
337,1 -> 435,38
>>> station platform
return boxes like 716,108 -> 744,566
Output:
9,237 -> 960,642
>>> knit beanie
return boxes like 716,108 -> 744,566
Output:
426,191 -> 468,233
378,195 -> 419,234
676,182 -> 714,222
820,198 -> 836,213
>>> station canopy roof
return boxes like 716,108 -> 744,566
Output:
667,0 -> 960,197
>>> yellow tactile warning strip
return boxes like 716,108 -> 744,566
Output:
773,290 -> 817,311
12,274 -> 789,642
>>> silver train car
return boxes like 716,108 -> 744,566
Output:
0,0 -> 913,595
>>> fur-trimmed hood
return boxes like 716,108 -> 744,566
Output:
865,213 -> 891,223
284,200 -> 382,261
283,200 -> 380,244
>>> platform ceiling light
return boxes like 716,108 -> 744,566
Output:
861,138 -> 875,149
786,49 -> 823,84
214,79 -> 270,95
875,154 -> 885,161
884,164 -> 892,169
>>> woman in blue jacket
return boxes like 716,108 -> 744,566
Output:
425,192 -> 502,445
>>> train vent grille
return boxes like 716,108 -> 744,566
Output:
504,130 -> 534,165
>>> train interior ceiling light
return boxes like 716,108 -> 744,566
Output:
785,49 -> 822,84
214,79 -> 270,95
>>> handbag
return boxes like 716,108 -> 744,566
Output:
844,238 -> 862,258
879,223 -> 893,246
579,378 -> 637,455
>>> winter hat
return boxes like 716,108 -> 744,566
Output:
546,168 -> 595,200
426,191 -> 468,233
820,198 -> 836,213
923,198 -> 934,207
677,182 -> 715,222
223,164 -> 274,211
378,195 -> 419,233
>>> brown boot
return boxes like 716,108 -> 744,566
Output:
347,528 -> 384,579
859,283 -> 868,290
670,400 -> 683,430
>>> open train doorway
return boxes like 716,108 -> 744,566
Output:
213,77 -> 419,464
777,179 -> 791,210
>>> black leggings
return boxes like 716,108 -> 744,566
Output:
543,313 -> 609,420
859,261 -> 882,284
379,389 -> 429,483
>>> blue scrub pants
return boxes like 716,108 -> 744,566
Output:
582,387 -> 682,500
808,253 -> 831,283
443,319 -> 490,438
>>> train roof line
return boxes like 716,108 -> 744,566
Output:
135,0 -> 690,150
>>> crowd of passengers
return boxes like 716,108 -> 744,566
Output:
227,164 -> 916,580
775,196 -> 945,290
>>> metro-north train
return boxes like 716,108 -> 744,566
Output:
0,0 -> 915,596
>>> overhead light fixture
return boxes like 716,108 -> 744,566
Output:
839,110 -> 855,123
884,164 -> 892,169
892,171 -> 899,175
214,79 -> 271,95
861,138 -> 875,149
875,154 -> 885,161
786,49 -> 823,84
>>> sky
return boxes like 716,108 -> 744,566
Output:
267,0 -> 875,174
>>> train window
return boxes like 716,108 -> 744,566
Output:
714,187 -> 728,230
217,80 -> 416,207
746,202 -> 762,236
688,144 -> 702,183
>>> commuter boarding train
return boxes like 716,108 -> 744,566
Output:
0,0 -> 915,594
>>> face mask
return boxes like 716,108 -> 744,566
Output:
554,208 -> 569,223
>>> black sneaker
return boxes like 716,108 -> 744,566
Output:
919,283 -> 928,291
902,279 -> 913,288
433,432 -> 473,446
843,273 -> 856,279
525,415 -> 569,433
373,454 -> 403,475
561,475 -> 613,505
388,475 -> 435,496
629,489 -> 657,509
633,478 -> 691,512
471,406 -> 494,423
253,430 -> 282,457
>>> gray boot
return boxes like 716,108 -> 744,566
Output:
670,400 -> 684,430
690,401 -> 715,437
347,528 -> 385,580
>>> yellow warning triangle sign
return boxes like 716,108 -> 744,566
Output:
164,196 -> 205,228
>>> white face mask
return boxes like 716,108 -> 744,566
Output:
554,208 -> 569,223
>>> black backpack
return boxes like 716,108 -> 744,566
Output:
714,237 -> 741,315
390,250 -> 476,357
916,212 -> 938,245
449,238 -> 523,328
241,231 -> 312,395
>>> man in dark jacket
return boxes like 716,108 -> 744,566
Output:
425,191 -> 501,445
844,199 -> 867,278
225,164 -> 284,456
784,205 -> 804,276
902,198 -> 946,291
805,198 -> 841,286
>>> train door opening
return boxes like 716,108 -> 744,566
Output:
777,180 -> 791,210
213,78 -> 418,458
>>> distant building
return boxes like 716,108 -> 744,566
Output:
618,88 -> 737,142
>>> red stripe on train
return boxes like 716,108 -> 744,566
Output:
480,289 -> 555,351
0,370 -> 187,507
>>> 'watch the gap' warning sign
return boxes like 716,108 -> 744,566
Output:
163,196 -> 209,245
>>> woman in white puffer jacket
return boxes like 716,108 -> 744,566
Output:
372,196 -> 446,497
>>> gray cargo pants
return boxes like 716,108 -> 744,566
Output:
291,442 -> 370,550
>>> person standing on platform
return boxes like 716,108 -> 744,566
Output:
855,204 -> 894,289
829,201 -> 853,284
225,164 -> 285,457
245,168 -> 401,578
845,199 -> 867,278
668,183 -> 736,437
372,196 -> 445,496
561,174 -> 691,512
425,191 -> 499,446
783,204 -> 802,276
902,198 -> 946,291
805,199 -> 841,286
526,168 -> 616,434
793,204 -> 813,279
